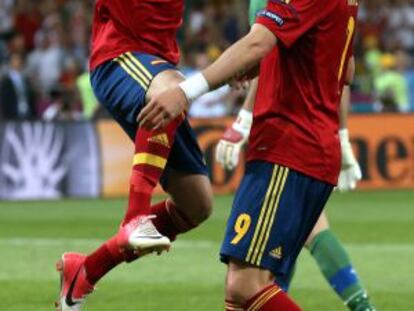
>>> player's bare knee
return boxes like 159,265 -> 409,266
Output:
225,260 -> 273,305
179,189 -> 212,226
194,193 -> 213,224
226,275 -> 247,304
166,172 -> 213,225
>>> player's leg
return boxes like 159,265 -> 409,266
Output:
145,83 -> 214,240
80,124 -> 214,288
225,262 -> 299,311
221,161 -> 333,311
81,171 -> 213,288
82,56 -> 185,279
152,170 -> 213,241
305,212 -> 376,311
55,54 -> 210,310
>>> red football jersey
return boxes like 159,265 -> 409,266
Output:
89,0 -> 184,71
247,0 -> 359,185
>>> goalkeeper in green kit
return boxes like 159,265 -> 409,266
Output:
215,1 -> 377,310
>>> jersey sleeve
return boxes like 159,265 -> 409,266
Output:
255,0 -> 327,47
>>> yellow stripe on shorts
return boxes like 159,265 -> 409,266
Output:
255,168 -> 289,264
246,165 -> 290,266
120,54 -> 151,86
125,52 -> 153,81
133,153 -> 167,169
245,165 -> 281,264
114,56 -> 149,90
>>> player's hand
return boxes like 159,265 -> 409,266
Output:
215,109 -> 252,170
138,87 -> 188,130
337,129 -> 362,192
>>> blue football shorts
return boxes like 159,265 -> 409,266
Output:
220,160 -> 333,291
90,52 -> 208,186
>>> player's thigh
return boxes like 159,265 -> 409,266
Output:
163,169 -> 213,224
220,161 -> 333,290
90,52 -> 179,141
305,210 -> 330,247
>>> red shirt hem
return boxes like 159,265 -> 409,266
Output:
246,153 -> 338,186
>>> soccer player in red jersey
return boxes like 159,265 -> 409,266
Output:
217,78 -> 376,311
140,0 -> 360,310
55,1 -> 213,310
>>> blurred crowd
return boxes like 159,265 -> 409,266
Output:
0,0 -> 414,121
354,0 -> 414,112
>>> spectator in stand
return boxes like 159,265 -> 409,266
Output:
0,52 -> 36,120
387,0 -> 414,54
77,70 -> 99,120
357,0 -> 387,46
3,30 -> 26,58
13,1 -> 42,51
375,52 -> 410,112
188,49 -> 244,118
0,0 -> 15,35
42,86 -> 82,121
0,0 -> 413,118
188,51 -> 231,118
66,1 -> 90,65
364,36 -> 383,80
26,30 -> 64,97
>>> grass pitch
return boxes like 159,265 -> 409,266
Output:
0,191 -> 413,310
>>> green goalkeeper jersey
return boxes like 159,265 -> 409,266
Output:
249,0 -> 266,25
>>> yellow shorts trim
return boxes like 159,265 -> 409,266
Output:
245,165 -> 289,266
114,56 -> 149,90
125,52 -> 153,81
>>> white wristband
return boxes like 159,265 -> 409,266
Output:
178,73 -> 210,103
235,108 -> 253,130
339,128 -> 350,145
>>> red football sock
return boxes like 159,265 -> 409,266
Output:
244,285 -> 302,311
225,300 -> 244,311
84,199 -> 195,284
151,200 -> 197,241
84,236 -> 126,285
123,115 -> 184,224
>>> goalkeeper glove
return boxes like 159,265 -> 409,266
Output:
215,109 -> 253,170
337,129 -> 362,192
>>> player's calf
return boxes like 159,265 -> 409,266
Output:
157,171 -> 213,241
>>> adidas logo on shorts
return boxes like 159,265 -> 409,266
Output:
269,246 -> 283,259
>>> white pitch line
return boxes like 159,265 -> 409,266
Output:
0,238 -> 413,252
0,238 -> 216,249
